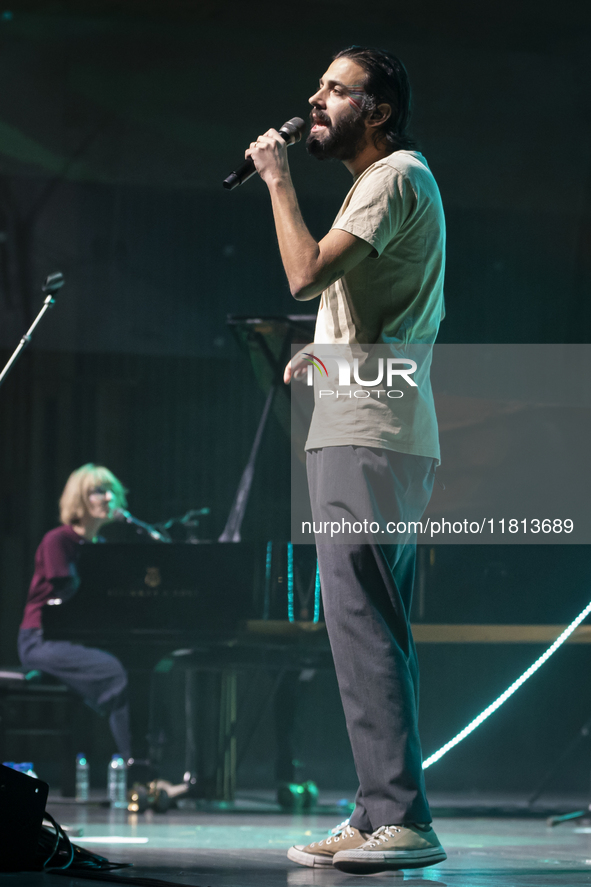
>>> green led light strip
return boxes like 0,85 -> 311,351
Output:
314,561 -> 321,623
422,599 -> 591,770
287,543 -> 294,622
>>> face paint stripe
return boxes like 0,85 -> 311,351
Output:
346,86 -> 366,113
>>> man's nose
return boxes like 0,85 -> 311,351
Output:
105,491 -> 113,501
308,88 -> 325,107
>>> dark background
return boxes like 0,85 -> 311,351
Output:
1,0 -> 591,797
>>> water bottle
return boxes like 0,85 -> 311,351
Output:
75,754 -> 89,801
107,754 -> 127,808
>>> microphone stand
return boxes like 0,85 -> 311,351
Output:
0,272 -> 65,391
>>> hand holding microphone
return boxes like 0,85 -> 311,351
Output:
223,117 -> 305,190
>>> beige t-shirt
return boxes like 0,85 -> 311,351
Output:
305,150 -> 445,459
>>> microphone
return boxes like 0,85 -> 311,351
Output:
223,117 -> 306,191
113,508 -> 171,543
42,272 -> 65,296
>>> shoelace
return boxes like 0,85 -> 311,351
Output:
330,818 -> 351,835
366,825 -> 401,847
313,823 -> 356,848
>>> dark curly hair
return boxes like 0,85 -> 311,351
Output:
334,46 -> 416,152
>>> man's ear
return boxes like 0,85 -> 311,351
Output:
369,102 -> 392,127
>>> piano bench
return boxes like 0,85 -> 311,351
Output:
0,668 -> 80,797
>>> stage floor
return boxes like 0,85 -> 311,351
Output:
7,792 -> 591,887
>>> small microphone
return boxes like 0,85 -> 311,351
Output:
113,508 -> 170,543
223,117 -> 306,191
42,272 -> 64,296
114,508 -> 134,523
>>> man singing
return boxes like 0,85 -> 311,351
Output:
246,46 -> 446,873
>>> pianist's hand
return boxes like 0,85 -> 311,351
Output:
284,345 -> 314,384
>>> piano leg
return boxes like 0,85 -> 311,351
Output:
184,668 -> 197,780
274,670 -> 297,784
181,666 -> 238,802
216,670 -> 237,801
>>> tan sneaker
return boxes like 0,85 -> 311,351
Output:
287,823 -> 370,867
332,823 -> 446,873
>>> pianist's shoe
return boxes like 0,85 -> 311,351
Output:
332,823 -> 447,873
287,820 -> 370,867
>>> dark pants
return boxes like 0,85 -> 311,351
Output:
18,628 -> 131,760
307,446 -> 435,831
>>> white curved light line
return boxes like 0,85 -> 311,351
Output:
422,600 -> 591,770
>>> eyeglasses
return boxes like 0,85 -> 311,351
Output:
88,486 -> 113,498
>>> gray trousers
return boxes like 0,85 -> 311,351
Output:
307,445 -> 435,831
18,628 -> 131,760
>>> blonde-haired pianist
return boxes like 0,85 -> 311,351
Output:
18,463 -> 132,762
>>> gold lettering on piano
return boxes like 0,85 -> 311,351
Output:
106,588 -> 199,598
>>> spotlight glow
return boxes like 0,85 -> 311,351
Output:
422,599 -> 591,770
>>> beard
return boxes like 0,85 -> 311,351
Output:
306,112 -> 367,162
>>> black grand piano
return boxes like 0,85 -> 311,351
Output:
42,539 -> 329,802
